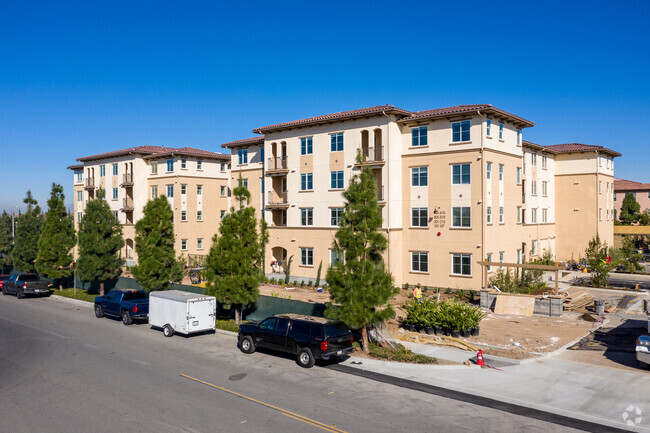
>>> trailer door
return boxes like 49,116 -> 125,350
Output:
187,299 -> 216,333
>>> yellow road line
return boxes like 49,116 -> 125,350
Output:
181,374 -> 348,433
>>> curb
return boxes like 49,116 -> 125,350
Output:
50,294 -> 93,308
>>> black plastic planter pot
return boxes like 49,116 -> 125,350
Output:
471,327 -> 480,336
462,330 -> 471,338
408,324 -> 416,332
434,326 -> 442,335
451,329 -> 461,338
426,327 -> 435,335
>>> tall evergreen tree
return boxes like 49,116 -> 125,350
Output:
619,193 -> 641,225
325,168 -> 396,353
36,184 -> 77,289
0,211 -> 12,273
77,189 -> 124,295
12,190 -> 42,272
131,196 -> 184,291
204,184 -> 262,324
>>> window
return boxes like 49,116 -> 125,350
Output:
238,149 -> 248,165
220,163 -> 227,172
498,123 -> 504,140
151,185 -> 158,199
452,163 -> 471,184
180,158 -> 187,169
486,253 -> 492,271
606,209 -> 609,220
517,206 -> 522,223
452,254 -> 471,276
411,166 -> 428,186
300,248 -> 314,266
197,210 -> 203,221
516,167 -> 522,184
330,132 -> 343,152
330,171 -> 344,189
542,181 -> 548,197
411,126 -> 428,147
100,165 -> 106,177
76,170 -> 83,181
499,206 -> 504,223
531,180 -> 537,196
239,178 -> 248,189
300,208 -> 313,226
499,252 -> 504,263
599,155 -> 602,167
112,211 -> 118,220
197,238 -> 203,250
151,161 -> 158,174
487,206 -> 492,224
220,186 -> 227,197
301,137 -> 313,155
181,239 -> 187,251
77,212 -> 82,223
181,210 -> 187,221
542,208 -> 548,223
197,185 -> 202,195
517,129 -> 521,145
531,208 -> 537,223
452,207 -> 471,228
607,157 -> 611,169
197,160 -> 203,170
486,119 -> 492,136
411,252 -> 428,273
452,120 -> 470,142
166,184 -> 174,197
599,181 -> 602,194
330,249 -> 344,266
77,191 -> 82,202
486,162 -> 492,180
330,208 -> 343,226
411,208 -> 428,227
166,159 -> 174,172
112,163 -> 118,176
498,164 -> 504,181
112,188 -> 118,200
517,249 -> 522,264
542,155 -> 547,169
599,208 -> 602,221
300,173 -> 313,191
220,210 -> 226,220
531,152 -> 537,166
532,240 -> 538,256
614,193 -> 617,201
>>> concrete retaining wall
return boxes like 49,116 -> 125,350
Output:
480,291 -> 563,317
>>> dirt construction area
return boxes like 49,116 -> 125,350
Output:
258,284 -> 598,360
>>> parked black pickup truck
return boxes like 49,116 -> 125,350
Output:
2,273 -> 50,298
238,314 -> 354,368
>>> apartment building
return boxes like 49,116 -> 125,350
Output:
613,178 -> 650,218
68,146 -> 231,266
223,104 -> 621,290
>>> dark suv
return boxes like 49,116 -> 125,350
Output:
237,314 -> 354,368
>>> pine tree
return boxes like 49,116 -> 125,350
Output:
619,193 -> 641,225
131,196 -> 184,291
585,234 -> 611,287
325,168 -> 396,353
0,211 -> 12,273
77,189 -> 124,295
12,190 -> 42,272
204,183 -> 262,324
35,184 -> 76,289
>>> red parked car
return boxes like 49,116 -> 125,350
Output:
0,275 -> 9,290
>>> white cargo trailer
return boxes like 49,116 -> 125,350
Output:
149,290 -> 217,337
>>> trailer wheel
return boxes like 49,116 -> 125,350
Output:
121,310 -> 132,325
163,324 -> 174,337
297,347 -> 315,368
240,336 -> 255,354
95,305 -> 104,318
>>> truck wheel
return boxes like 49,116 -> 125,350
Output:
297,347 -> 315,368
121,310 -> 132,325
16,288 -> 24,299
94,305 -> 104,318
640,360 -> 649,369
163,324 -> 174,337
240,336 -> 255,354
2,286 -> 7,295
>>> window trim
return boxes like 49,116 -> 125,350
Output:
330,132 -> 344,152
411,125 -> 428,147
451,163 -> 471,185
300,136 -> 313,155
451,253 -> 472,276
451,120 -> 471,143
300,247 -> 314,267
410,251 -> 429,273
411,166 -> 428,187
300,173 -> 313,191
300,208 -> 314,226
451,206 -> 471,228
411,207 -> 428,228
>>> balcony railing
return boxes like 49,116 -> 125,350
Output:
121,198 -> 134,211
266,156 -> 289,173
356,146 -> 385,165
267,190 -> 289,207
121,173 -> 134,186
84,178 -> 95,189
377,185 -> 385,203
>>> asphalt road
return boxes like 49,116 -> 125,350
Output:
0,294 -> 587,433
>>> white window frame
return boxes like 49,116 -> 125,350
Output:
451,253 -> 471,276
197,185 -> 202,195
452,163 -> 471,185
486,162 -> 492,180
486,119 -> 492,136
181,239 -> 188,251
411,251 -> 429,273
300,247 -> 314,266
300,137 -> 313,155
151,185 -> 158,199
181,210 -> 187,222
220,185 -> 227,197
181,184 -> 187,195
300,173 -> 313,191
151,161 -> 158,174
330,170 -> 344,189
112,163 -> 118,176
112,188 -> 118,200
411,166 -> 428,186
498,123 -> 504,140
238,149 -> 248,165
166,184 -> 174,197
487,206 -> 492,224
516,167 -> 522,184
330,132 -> 343,152
166,159 -> 174,172
300,208 -> 313,226
100,165 -> 106,177
542,181 -> 548,197
330,208 -> 343,226
499,206 -> 504,223
411,126 -> 428,147
451,120 -> 471,143
181,158 -> 187,169
411,207 -> 428,227
197,238 -> 203,250
498,164 -> 504,181
197,160 -> 203,170
196,210 -> 203,221
452,207 -> 471,228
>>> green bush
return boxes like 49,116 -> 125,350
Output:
353,342 -> 438,364
404,299 -> 483,331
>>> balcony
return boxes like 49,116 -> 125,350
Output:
377,185 -> 386,206
84,178 -> 95,190
355,146 -> 385,167
120,198 -> 134,212
266,156 -> 289,176
120,173 -> 134,187
266,190 -> 289,209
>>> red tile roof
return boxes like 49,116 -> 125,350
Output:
77,145 -> 229,162
544,143 -> 622,157
221,136 -> 264,149
67,164 -> 83,170
614,178 -> 650,192
399,104 -> 535,127
252,105 -> 412,133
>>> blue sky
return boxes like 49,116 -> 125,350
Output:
1,0 -> 649,212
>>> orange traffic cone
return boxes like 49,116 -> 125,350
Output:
477,349 -> 485,367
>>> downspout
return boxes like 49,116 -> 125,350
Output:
382,110 -> 391,275
477,111 -> 486,289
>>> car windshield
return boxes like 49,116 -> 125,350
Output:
19,274 -> 39,281
325,321 -> 350,337
123,291 -> 146,301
